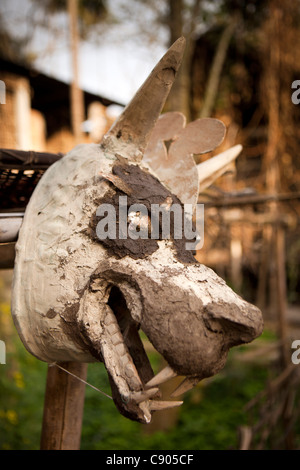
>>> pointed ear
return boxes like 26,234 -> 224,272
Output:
197,144 -> 242,192
143,112 -> 186,173
104,37 -> 186,155
143,115 -> 226,209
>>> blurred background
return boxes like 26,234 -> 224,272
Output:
1,0 -> 300,450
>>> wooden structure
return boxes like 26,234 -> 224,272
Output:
0,57 -> 121,153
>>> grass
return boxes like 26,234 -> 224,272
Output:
0,330 -> 272,450
0,272 -> 282,450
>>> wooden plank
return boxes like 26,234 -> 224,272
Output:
0,215 -> 23,243
40,362 -> 87,450
0,242 -> 16,269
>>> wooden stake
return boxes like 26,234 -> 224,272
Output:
275,225 -> 289,367
40,362 -> 87,450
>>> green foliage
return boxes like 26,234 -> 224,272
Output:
80,346 -> 270,450
0,322 -> 271,450
0,338 -> 47,450
0,289 -> 275,450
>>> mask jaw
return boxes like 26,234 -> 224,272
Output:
76,277 -> 185,424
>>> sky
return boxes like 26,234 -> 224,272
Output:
37,38 -> 166,106
1,0 -> 168,106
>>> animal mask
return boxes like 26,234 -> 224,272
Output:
11,37 -> 263,424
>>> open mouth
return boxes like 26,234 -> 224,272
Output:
96,284 -> 199,424
78,260 -> 263,424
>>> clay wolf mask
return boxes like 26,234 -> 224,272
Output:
11,37 -> 263,423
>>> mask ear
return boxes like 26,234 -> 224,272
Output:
104,37 -> 186,158
143,114 -> 226,210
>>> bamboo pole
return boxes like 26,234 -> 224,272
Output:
40,362 -> 87,450
0,148 -> 62,168
202,191 -> 300,208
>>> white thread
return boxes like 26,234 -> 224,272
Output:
49,362 -> 113,400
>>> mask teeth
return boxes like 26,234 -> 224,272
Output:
149,400 -> 183,411
139,401 -> 152,423
129,387 -> 160,404
170,376 -> 200,397
145,365 -> 177,389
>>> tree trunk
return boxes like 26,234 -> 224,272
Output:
68,0 -> 85,145
199,17 -> 237,118
261,0 -> 282,326
167,0 -> 199,119
260,1 -> 293,448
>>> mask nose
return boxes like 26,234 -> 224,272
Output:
203,301 -> 264,349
